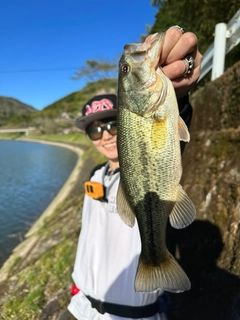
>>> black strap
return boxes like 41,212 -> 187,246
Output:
86,295 -> 166,318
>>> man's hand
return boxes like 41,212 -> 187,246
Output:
146,27 -> 203,98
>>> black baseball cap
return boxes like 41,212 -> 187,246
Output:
75,94 -> 117,131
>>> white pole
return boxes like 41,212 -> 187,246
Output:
211,23 -> 227,81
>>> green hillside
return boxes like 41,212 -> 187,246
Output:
3,78 -> 117,133
41,78 -> 117,117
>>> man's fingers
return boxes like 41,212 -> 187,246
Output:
170,64 -> 202,98
160,27 -> 184,64
161,31 -> 199,65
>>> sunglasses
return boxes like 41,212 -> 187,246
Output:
86,121 -> 117,141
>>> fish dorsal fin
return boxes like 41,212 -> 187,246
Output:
178,116 -> 190,142
116,180 -> 136,227
169,185 -> 196,229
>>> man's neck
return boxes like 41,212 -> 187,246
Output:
108,159 -> 119,169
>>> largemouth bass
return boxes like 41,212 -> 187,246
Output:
116,32 -> 196,293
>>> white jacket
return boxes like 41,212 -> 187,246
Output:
68,164 -> 167,320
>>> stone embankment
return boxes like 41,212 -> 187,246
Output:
166,60 -> 240,320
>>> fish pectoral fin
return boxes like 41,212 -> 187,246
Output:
169,185 -> 196,229
178,116 -> 190,142
116,180 -> 136,227
135,251 -> 191,293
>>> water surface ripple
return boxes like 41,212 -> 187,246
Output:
0,140 -> 78,267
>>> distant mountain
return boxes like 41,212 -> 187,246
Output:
0,96 -> 36,126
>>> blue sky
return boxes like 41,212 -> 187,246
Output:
1,0 -> 157,110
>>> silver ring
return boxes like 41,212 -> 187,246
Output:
172,25 -> 185,34
183,55 -> 194,76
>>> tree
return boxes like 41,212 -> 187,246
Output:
150,0 -> 239,54
71,59 -> 118,82
151,0 -> 166,8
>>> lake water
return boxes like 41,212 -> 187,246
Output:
0,140 -> 78,267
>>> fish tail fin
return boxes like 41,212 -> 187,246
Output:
135,251 -> 190,293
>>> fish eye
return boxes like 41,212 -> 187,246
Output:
121,64 -> 130,74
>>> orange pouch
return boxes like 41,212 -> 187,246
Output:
84,181 -> 105,199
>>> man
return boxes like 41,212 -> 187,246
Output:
68,27 -> 202,320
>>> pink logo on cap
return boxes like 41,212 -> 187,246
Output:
85,99 -> 113,116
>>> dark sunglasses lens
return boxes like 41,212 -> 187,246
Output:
88,132 -> 102,141
87,127 -> 102,141
109,125 -> 117,136
87,121 -> 117,141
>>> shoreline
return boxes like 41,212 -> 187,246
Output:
0,138 -> 84,282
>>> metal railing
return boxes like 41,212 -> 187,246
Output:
199,9 -> 240,82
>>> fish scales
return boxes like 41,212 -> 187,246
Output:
116,32 -> 196,293
118,109 -> 175,261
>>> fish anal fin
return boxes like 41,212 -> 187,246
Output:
178,116 -> 190,142
135,251 -> 191,293
116,180 -> 136,227
169,185 -> 196,229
